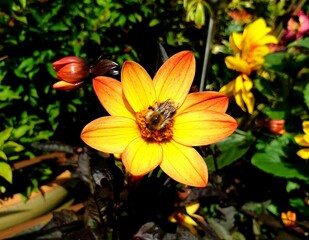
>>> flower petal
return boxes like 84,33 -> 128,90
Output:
160,141 -> 208,187
303,121 -> 309,134
52,80 -> 85,90
93,77 -> 134,118
177,91 -> 229,115
173,110 -> 238,146
185,203 -> 200,215
122,61 -> 156,112
294,134 -> 309,147
243,18 -> 272,44
220,80 -> 235,97
81,116 -> 140,153
183,215 -> 198,226
256,35 -> 278,45
225,56 -> 251,75
154,51 -> 195,105
230,32 -> 243,53
296,148 -> 309,160
241,74 -> 255,113
122,138 -> 162,176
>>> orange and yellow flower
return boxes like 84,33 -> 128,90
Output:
81,51 -> 238,187
294,121 -> 309,160
169,202 -> 204,235
220,18 -> 278,114
281,211 -> 296,227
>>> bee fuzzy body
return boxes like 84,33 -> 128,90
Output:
145,100 -> 177,130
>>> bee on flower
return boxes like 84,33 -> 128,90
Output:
81,51 -> 238,187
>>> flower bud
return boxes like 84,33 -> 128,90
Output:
52,56 -> 90,84
89,57 -> 119,77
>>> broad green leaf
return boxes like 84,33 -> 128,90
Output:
205,130 -> 255,172
252,134 -> 309,180
0,161 -> 12,183
263,52 -> 285,71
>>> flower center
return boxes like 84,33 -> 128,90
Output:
135,100 -> 177,142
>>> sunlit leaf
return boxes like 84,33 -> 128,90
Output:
0,127 -> 13,146
206,130 -> 255,172
252,134 -> 309,180
0,161 -> 12,183
2,141 -> 25,155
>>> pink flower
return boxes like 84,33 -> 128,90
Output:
285,11 -> 309,40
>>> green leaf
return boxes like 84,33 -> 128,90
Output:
12,125 -> 30,138
49,24 -> 69,32
2,141 -> 25,155
252,134 -> 309,180
205,130 -> 255,172
0,150 -> 7,161
0,86 -> 21,101
289,197 -> 309,216
90,32 -> 101,45
304,83 -> 309,109
0,127 -> 13,146
261,101 -> 289,119
149,19 -> 160,27
288,37 -> 309,49
263,52 -> 285,71
0,161 -> 12,183
254,78 -> 276,101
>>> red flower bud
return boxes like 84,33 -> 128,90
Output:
52,56 -> 90,84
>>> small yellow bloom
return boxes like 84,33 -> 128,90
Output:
169,202 -> 204,235
220,74 -> 254,114
294,121 -> 309,159
81,51 -> 238,187
220,18 -> 278,114
281,211 -> 296,227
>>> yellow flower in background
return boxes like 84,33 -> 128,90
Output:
294,121 -> 309,159
220,73 -> 255,114
81,51 -> 238,187
169,202 -> 204,235
220,18 -> 278,114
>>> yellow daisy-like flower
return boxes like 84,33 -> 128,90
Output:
169,202 -> 204,235
81,51 -> 238,187
294,121 -> 309,159
220,18 -> 278,114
